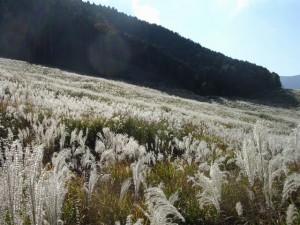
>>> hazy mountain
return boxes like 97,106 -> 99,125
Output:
281,75 -> 300,89
0,0 -> 281,97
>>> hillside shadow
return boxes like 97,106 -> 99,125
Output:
248,89 -> 300,108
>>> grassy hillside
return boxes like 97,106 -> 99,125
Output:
0,58 -> 299,224
0,0 -> 281,97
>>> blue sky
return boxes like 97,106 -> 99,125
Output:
83,0 -> 300,76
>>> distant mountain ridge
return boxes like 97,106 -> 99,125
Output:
0,0 -> 281,97
281,75 -> 300,90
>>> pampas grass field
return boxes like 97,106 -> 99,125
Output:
0,58 -> 299,224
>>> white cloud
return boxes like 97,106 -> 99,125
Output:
131,0 -> 160,24
235,0 -> 251,11
216,0 -> 252,13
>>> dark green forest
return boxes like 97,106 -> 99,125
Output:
0,0 -> 281,97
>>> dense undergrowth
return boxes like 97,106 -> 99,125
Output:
1,58 -> 300,224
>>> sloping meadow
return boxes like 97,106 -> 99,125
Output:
0,58 -> 300,224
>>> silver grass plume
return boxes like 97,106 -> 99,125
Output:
173,136 -> 212,164
235,202 -> 243,216
236,121 -> 285,207
190,162 -> 225,212
142,187 -> 185,225
1,140 -> 49,225
123,215 -> 144,225
265,153 -> 285,207
119,178 -> 132,203
286,204 -> 299,225
168,191 -> 180,205
235,139 -> 257,187
25,145 -> 47,225
97,128 -> 145,167
84,167 -> 100,202
235,121 -> 269,186
284,124 -> 300,164
1,141 -> 25,224
131,159 -> 148,197
44,150 -> 72,225
59,123 -> 67,150
282,173 -> 300,202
